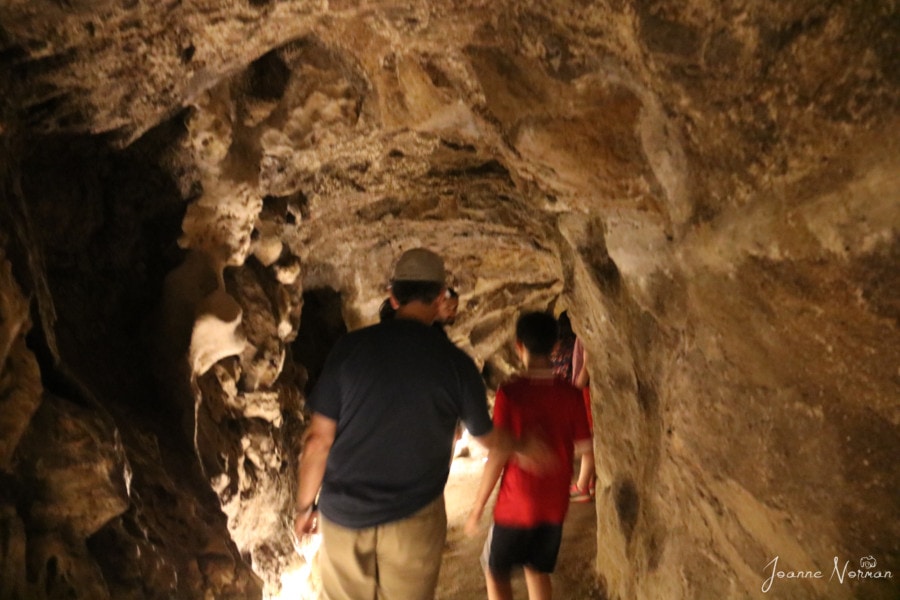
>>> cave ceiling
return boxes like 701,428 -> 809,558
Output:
6,2 -> 896,334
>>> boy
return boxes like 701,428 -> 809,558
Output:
465,312 -> 593,600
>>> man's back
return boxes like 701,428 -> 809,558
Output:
310,318 -> 492,528
492,374 -> 591,527
294,247 -> 505,600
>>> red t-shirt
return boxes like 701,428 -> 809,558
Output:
492,374 -> 592,527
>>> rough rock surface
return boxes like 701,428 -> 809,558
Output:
1,2 -> 898,599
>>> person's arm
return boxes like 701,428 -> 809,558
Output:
573,362 -> 589,389
573,339 -> 590,389
472,425 -> 555,474
464,431 -> 511,536
574,438 -> 593,457
471,425 -> 510,453
574,438 -> 595,492
293,413 -> 336,536
572,384 -> 595,491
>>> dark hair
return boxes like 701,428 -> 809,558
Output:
391,280 -> 444,306
557,310 -> 575,343
378,297 -> 396,321
515,312 -> 558,356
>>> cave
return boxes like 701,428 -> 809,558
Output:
0,2 -> 898,600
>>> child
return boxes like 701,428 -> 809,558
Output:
465,312 -> 593,600
569,335 -> 596,502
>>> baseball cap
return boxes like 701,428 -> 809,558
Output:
391,248 -> 446,283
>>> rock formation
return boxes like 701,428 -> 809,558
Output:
0,1 -> 897,599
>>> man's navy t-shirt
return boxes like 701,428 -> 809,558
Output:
310,318 -> 493,528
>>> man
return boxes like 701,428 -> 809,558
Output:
293,248 -> 505,600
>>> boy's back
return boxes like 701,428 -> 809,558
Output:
465,310 -> 594,600
492,373 -> 592,528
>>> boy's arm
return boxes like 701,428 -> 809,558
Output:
464,438 -> 511,536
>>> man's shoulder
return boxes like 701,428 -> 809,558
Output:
342,320 -> 410,344
332,322 -> 375,347
322,323 -> 387,363
354,320 -> 473,362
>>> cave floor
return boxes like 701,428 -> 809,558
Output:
439,453 -> 606,599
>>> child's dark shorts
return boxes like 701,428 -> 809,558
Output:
481,522 -> 563,575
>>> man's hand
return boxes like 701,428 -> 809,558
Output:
474,427 -> 555,473
293,505 -> 319,538
290,504 -> 319,559
290,504 -> 322,561
514,432 -> 556,474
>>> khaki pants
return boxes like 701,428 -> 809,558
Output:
318,496 -> 448,600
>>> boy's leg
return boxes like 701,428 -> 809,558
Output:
523,567 -> 552,600
485,568 -> 514,600
482,524 -> 517,600
522,523 -> 562,600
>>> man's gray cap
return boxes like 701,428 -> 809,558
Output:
391,248 -> 446,283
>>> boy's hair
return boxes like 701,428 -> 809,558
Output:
391,280 -> 445,306
515,312 -> 558,356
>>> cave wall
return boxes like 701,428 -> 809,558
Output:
1,1 -> 898,600
0,128 -> 264,597
562,134 -> 899,600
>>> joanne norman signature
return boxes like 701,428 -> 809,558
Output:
762,555 -> 893,593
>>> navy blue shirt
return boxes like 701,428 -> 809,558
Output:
310,318 -> 493,528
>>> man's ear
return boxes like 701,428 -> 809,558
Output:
389,292 -> 400,309
431,289 -> 446,309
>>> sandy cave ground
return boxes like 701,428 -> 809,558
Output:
438,452 -> 606,600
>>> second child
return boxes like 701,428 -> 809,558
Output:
465,311 -> 593,600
